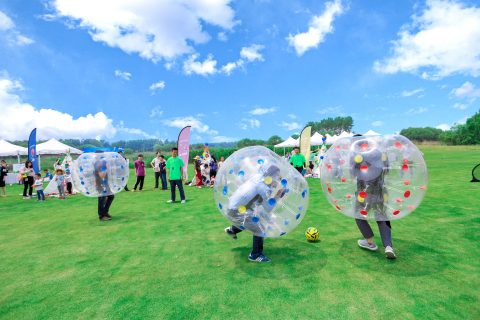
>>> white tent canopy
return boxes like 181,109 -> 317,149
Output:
363,130 -> 381,136
36,138 -> 82,155
338,131 -> 354,139
0,139 -> 28,157
310,132 -> 324,146
274,137 -> 299,148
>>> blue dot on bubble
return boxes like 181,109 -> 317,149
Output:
252,216 -> 260,223
268,198 -> 277,206
238,171 -> 245,177
296,213 -> 301,220
218,203 -> 223,209
301,190 -> 307,198
81,181 -> 85,185
121,177 -> 125,181
298,205 -> 303,211
257,159 -> 264,165
239,225 -> 246,230
285,188 -> 290,193
280,232 -> 286,236
281,179 -> 288,186
229,169 -> 234,174
284,220 -> 290,225
320,156 -> 324,160
222,186 -> 228,196
322,137 -> 327,141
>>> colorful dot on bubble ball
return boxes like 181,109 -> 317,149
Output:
238,171 -> 245,177
360,165 -> 369,172
359,191 -> 368,198
360,210 -> 368,216
257,159 -> 264,165
360,143 -> 368,150
354,154 -> 363,163
252,216 -> 260,223
404,190 -> 411,198
393,210 -> 400,215
268,198 -> 277,206
281,179 -> 288,186
328,187 -> 332,194
357,195 -> 365,203
341,177 -> 347,182
404,180 -> 410,186
263,176 -> 273,185
238,206 -> 247,214
402,164 -> 409,171
320,156 -> 324,160
395,141 -> 403,149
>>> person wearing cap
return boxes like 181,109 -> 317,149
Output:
224,164 -> 286,263
289,147 -> 306,175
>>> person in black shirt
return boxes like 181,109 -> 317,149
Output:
94,154 -> 114,221
0,160 -> 8,197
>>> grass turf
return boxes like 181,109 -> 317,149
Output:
0,145 -> 479,319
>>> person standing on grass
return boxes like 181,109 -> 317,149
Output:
34,173 -> 45,201
94,154 -> 114,221
159,155 -> 168,191
20,160 -> 35,199
151,151 -> 163,190
54,168 -> 66,199
289,147 -> 306,175
166,147 -> 186,203
133,154 -> 145,192
0,160 -> 8,197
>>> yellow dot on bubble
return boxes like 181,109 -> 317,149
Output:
357,195 -> 365,203
264,176 -> 273,185
382,153 -> 387,161
238,206 -> 247,214
383,194 -> 389,201
354,154 -> 363,164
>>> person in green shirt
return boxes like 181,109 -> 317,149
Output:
290,147 -> 306,175
166,147 -> 186,203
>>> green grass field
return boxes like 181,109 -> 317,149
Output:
1,145 -> 479,319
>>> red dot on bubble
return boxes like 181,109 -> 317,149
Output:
333,199 -> 338,204
328,187 -> 332,194
396,198 -> 403,203
335,205 -> 341,211
402,164 -> 409,171
346,194 -> 352,199
420,185 -> 427,190
395,141 -> 402,149
360,143 -> 368,150
408,205 -> 415,210
335,146 -> 341,151
404,180 -> 410,186
359,191 -> 368,198
403,158 -> 409,165
360,165 -> 369,172
393,210 -> 400,215
327,165 -> 332,171
341,177 -> 347,182
404,190 -> 411,198
360,210 -> 368,216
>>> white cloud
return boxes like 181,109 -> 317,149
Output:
436,123 -> 450,131
279,121 -> 301,131
48,0 -> 237,61
149,107 -> 163,118
211,135 -> 237,143
149,81 -> 166,93
372,120 -> 384,127
114,69 -> 131,80
453,103 -> 468,110
239,118 -> 261,130
288,114 -> 297,119
221,60 -> 243,75
451,81 -> 480,98
117,121 -> 156,139
406,107 -> 428,115
217,31 -> 228,41
249,107 -> 276,115
317,105 -> 343,115
374,0 -> 480,79
287,0 -> 345,56
240,44 -> 265,62
0,74 -> 116,140
162,116 -> 218,135
0,10 -> 34,46
401,88 -> 424,97
183,54 -> 218,76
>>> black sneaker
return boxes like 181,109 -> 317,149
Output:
248,254 -> 271,263
104,214 -> 112,220
224,227 -> 237,240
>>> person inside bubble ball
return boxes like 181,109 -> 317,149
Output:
351,135 -> 396,259
224,164 -> 287,263
94,153 -> 114,221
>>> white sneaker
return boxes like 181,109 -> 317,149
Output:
166,200 -> 173,203
385,246 -> 397,259
357,239 -> 378,251
181,200 -> 186,204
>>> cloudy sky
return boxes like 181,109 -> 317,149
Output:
0,0 -> 479,142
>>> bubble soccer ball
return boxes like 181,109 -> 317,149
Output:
72,152 -> 129,197
320,135 -> 428,221
214,146 -> 309,238
305,227 -> 319,242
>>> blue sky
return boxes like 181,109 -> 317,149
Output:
0,0 -> 479,143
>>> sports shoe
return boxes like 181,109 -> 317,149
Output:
224,227 -> 237,240
181,200 -> 186,204
104,214 -> 112,220
357,239 -> 378,251
99,216 -> 110,221
23,196 -> 30,200
385,246 -> 397,259
248,254 -> 271,263
166,200 -> 173,203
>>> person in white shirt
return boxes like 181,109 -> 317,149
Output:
34,173 -> 45,201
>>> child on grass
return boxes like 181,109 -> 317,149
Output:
54,168 -> 66,199
34,173 -> 45,201
64,168 -> 73,195
224,164 -> 286,263
133,154 -> 145,192
0,160 -> 8,197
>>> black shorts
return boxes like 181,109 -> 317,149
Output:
0,179 -> 5,187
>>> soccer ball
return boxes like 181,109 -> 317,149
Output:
305,227 -> 319,242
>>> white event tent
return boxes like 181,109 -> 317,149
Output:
0,139 -> 28,163
36,138 -> 82,155
310,132 -> 324,146
274,137 -> 299,148
363,130 -> 381,136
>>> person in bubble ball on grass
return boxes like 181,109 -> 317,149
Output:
95,153 -> 115,221
351,134 -> 396,259
224,164 -> 287,263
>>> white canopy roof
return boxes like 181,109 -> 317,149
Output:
338,131 -> 354,138
310,132 -> 325,146
36,138 -> 82,155
274,137 -> 299,148
363,130 -> 381,136
0,139 -> 28,156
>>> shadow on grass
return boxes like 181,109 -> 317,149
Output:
339,238 -> 448,277
232,238 -> 327,279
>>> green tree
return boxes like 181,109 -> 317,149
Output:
441,110 -> 480,145
400,127 -> 443,141
306,116 -> 353,135
267,135 -> 283,146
